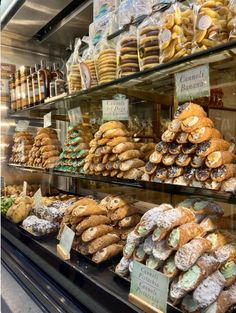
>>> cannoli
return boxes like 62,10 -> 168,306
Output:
103,128 -> 129,139
123,242 -> 137,259
206,231 -> 227,252
176,132 -> 189,144
99,121 -> 126,133
141,172 -> 151,181
162,154 -> 177,166
119,227 -> 135,241
167,222 -> 203,249
81,224 -> 113,242
115,257 -> 131,276
146,254 -> 163,270
144,162 -> 157,174
174,103 -> 207,121
118,214 -> 141,228
101,145 -> 112,154
140,143 -> 155,154
76,241 -> 90,255
113,160 -> 121,170
220,259 -> 236,287
143,235 -> 155,255
110,205 -> 139,221
134,204 -> 173,237
153,240 -> 172,261
149,151 -> 163,164
168,165 -> 184,178
133,243 -> 146,262
203,283 -> 236,313
200,217 -> 219,235
195,167 -> 211,182
181,294 -> 200,313
163,256 -> 180,279
182,142 -> 197,155
221,177 -> 236,193
76,215 -> 111,235
215,243 -> 236,264
168,119 -> 182,132
176,154 -> 192,167
112,142 -> 136,154
161,130 -> 176,142
173,176 -> 188,186
169,142 -> 182,155
169,277 -> 187,303
123,168 -> 143,180
181,116 -> 214,133
88,233 -> 120,254
118,150 -> 142,161
155,141 -> 169,154
193,270 -> 226,309
191,155 -> 205,168
206,151 -> 235,169
108,196 -> 133,211
184,167 -> 196,183
120,159 -> 145,171
192,200 -> 224,217
92,244 -> 123,263
107,136 -> 129,147
196,139 -> 231,157
154,166 -> 168,180
189,128 -> 222,144
211,164 -> 236,182
152,207 -> 196,241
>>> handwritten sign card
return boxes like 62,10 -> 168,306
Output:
68,107 -> 83,125
129,261 -> 169,313
57,225 -> 75,260
102,99 -> 129,121
44,112 -> 52,128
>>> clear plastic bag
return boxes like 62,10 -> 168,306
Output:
118,0 -> 135,28
193,0 -> 229,52
93,0 -> 118,20
66,38 -> 82,94
159,1 -> 194,63
137,10 -> 161,71
117,25 -> 140,78
228,0 -> 236,41
89,13 -> 111,47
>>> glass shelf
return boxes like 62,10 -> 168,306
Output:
7,163 -> 236,204
7,41 -> 236,121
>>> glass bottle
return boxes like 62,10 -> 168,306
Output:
38,59 -> 51,103
9,73 -> 16,111
32,64 -> 40,105
20,65 -> 30,109
27,67 -> 35,107
15,70 -> 22,110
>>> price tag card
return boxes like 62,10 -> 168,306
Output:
44,112 -> 52,128
16,120 -> 29,131
22,181 -> 27,196
57,225 -> 75,260
33,188 -> 42,209
102,99 -> 129,121
175,64 -> 210,102
68,107 -> 83,125
129,261 -> 169,313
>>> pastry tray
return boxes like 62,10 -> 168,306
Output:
19,225 -> 58,240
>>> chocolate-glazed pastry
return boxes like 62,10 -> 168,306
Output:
182,142 -> 197,155
176,132 -> 189,144
162,154 -> 177,166
184,166 -> 196,182
196,139 -> 230,157
144,162 -> 157,174
169,142 -> 182,155
154,166 -> 168,180
155,141 -> 169,154
176,154 -> 192,167
211,164 -> 236,183
195,167 -> 211,182
168,165 -> 184,178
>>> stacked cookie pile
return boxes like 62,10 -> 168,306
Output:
143,102 -> 236,191
97,48 -> 117,84
28,128 -> 61,169
68,64 -> 82,93
119,35 -> 139,77
138,24 -> 160,71
10,131 -> 34,165
82,59 -> 98,87
116,198 -> 236,312
84,121 -> 150,180
55,124 -> 92,174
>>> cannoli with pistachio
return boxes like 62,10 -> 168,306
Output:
220,259 -> 236,287
163,256 -> 180,279
115,257 -> 131,276
133,243 -> 147,263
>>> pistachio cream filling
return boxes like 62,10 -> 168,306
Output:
137,225 -> 148,235
136,244 -> 145,259
165,259 -> 176,274
193,200 -> 208,211
153,228 -> 161,240
168,228 -> 180,249
220,260 -> 236,280
178,199 -> 195,209
146,255 -> 160,269
206,233 -> 218,248
180,265 -> 201,290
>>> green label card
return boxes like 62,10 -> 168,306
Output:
102,99 -> 129,121
175,64 -> 210,102
59,225 -> 75,255
130,261 -> 169,313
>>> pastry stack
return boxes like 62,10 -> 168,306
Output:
55,123 -> 92,174
84,121 -> 146,179
119,35 -> 140,77
28,128 -> 61,169
97,49 -> 117,84
68,64 -> 82,93
116,198 -> 236,313
10,131 -> 34,165
143,102 -> 236,192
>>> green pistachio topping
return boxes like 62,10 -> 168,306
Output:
180,265 -> 201,290
193,200 -> 208,211
206,233 -> 218,248
220,260 -> 236,280
153,228 -> 161,240
136,244 -> 145,259
146,255 -> 160,269
168,229 -> 180,248
165,259 -> 176,274
138,226 -> 148,235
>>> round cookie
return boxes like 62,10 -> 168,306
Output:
140,36 -> 159,46
121,36 -> 137,48
120,47 -> 138,55
140,26 -> 159,37
142,56 -> 159,65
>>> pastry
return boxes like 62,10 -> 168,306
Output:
81,224 -> 113,242
181,294 -> 200,313
120,159 -> 145,171
107,136 -> 129,147
110,205 -> 138,221
162,154 -> 177,166
161,130 -> 176,142
189,128 -> 221,144
175,238 -> 212,271
76,215 -> 111,235
169,142 -> 182,155
181,116 -> 214,133
221,177 -> 236,193
184,167 -> 196,182
92,244 -> 123,263
155,141 -> 169,154
118,214 -> 141,228
163,256 -> 180,279
176,132 -> 189,144
168,119 -> 182,132
88,233 -> 120,254
154,166 -> 168,180
103,128 -> 129,139
108,196 -> 131,211
152,207 -> 196,241
174,103 -> 207,120
195,167 -> 211,181
144,162 -> 157,174
215,243 -> 236,264
182,143 -> 197,155
176,154 -> 191,166
173,176 -> 188,186
146,254 -> 163,270
206,151 -> 235,168
143,235 -> 155,255
118,150 -> 141,161
193,270 -> 226,309
167,222 -> 203,249
211,164 -> 236,182
168,165 -> 184,178
115,257 -> 131,276
192,200 -> 224,217
149,151 -> 163,164
219,259 -> 236,287
191,155 -> 205,168
152,240 -> 172,261
112,142 -> 136,154
196,139 -> 230,157
133,243 -> 146,262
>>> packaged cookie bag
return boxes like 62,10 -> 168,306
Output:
80,36 -> 98,89
228,0 -> 236,41
159,1 -> 194,63
193,0 -> 230,52
66,38 -> 82,94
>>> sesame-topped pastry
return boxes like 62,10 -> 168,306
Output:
168,165 -> 184,178
195,167 -> 211,182
174,103 -> 207,121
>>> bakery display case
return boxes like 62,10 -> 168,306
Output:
1,0 -> 236,313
